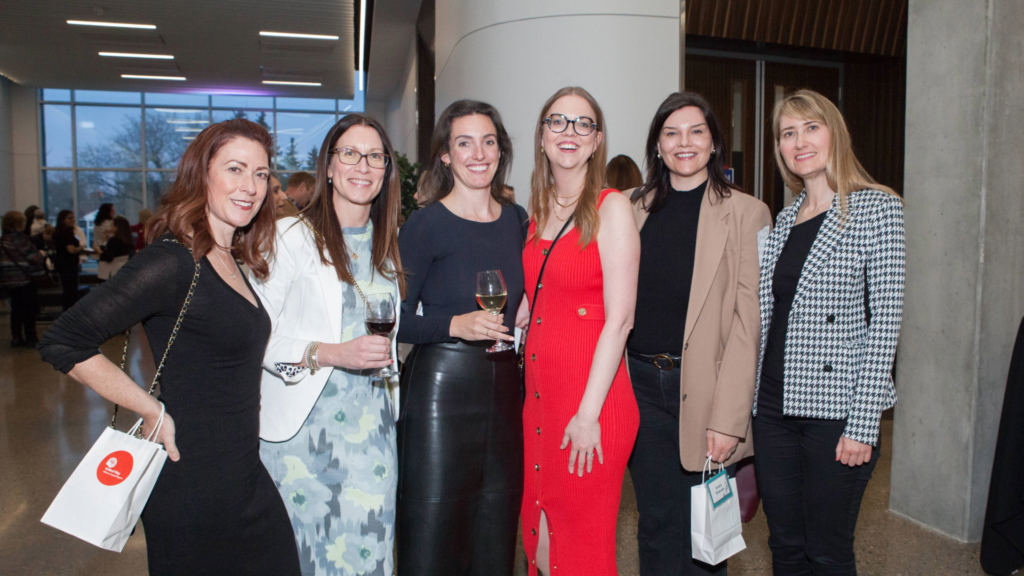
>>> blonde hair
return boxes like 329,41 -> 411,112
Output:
530,86 -> 608,247
772,89 -> 900,222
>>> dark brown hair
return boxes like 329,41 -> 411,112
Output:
147,118 -> 276,280
530,86 -> 608,247
606,155 -> 643,191
298,114 -> 405,297
632,92 -> 740,214
417,100 -> 514,206
111,216 -> 133,246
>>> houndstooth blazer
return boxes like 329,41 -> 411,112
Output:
753,188 -> 905,446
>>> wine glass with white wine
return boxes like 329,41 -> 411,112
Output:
476,270 -> 511,353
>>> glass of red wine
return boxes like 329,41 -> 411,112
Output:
364,293 -> 398,379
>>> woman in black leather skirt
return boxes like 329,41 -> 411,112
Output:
396,99 -> 526,576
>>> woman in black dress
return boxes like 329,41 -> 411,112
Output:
38,119 -> 300,576
396,100 -> 526,575
52,209 -> 82,310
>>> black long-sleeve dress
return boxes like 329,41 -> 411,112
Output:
38,235 -> 299,576
395,201 -> 526,576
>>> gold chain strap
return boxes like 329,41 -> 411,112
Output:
110,239 -> 202,430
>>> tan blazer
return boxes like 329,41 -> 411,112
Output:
630,185 -> 771,471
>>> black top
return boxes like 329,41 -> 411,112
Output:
99,236 -> 135,262
38,235 -> 299,575
628,179 -> 707,355
761,210 -> 828,386
397,201 -> 527,345
52,228 -> 79,271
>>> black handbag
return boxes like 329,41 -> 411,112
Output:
518,215 -> 574,386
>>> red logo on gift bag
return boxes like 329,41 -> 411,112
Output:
96,451 -> 134,486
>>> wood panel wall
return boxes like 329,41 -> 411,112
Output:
687,0 -> 907,58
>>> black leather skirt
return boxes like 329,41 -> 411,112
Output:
396,341 -> 524,576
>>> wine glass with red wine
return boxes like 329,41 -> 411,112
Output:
364,293 -> 397,379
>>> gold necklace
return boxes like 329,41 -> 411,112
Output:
553,193 -> 580,208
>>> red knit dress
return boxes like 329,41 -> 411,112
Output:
521,189 -> 640,575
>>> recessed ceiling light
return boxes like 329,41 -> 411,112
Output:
182,136 -> 196,140
262,80 -> 322,86
166,120 -> 209,124
100,52 -> 174,60
67,20 -> 156,30
121,74 -> 186,81
259,31 -> 339,40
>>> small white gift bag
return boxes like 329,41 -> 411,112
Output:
691,457 -> 747,565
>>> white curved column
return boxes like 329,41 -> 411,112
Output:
435,0 -> 679,203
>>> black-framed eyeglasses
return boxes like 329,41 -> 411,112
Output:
330,147 -> 391,169
541,114 -> 598,136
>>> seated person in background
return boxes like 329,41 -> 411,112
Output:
130,209 -> 153,252
285,171 -> 315,211
30,223 -> 55,252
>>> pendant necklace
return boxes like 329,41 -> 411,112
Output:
214,245 -> 237,279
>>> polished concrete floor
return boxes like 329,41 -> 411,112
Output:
0,315 -> 986,575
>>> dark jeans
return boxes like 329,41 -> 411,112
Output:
752,375 -> 878,576
9,283 -> 38,341
627,355 -> 732,576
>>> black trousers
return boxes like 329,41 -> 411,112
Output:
396,341 -> 523,576
627,355 -> 733,576
752,375 -> 878,576
57,267 -> 79,311
9,282 -> 39,341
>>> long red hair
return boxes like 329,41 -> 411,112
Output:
147,119 -> 276,280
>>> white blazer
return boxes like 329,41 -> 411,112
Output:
251,216 -> 400,442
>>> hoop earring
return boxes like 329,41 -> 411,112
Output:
444,162 -> 450,168
540,147 -> 545,154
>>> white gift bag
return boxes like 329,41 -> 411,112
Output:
41,405 -> 167,552
691,457 -> 746,565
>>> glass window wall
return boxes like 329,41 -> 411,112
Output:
38,81 -> 363,241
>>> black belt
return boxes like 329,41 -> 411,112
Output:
627,350 -> 682,371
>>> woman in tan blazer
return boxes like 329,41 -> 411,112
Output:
626,92 -> 770,576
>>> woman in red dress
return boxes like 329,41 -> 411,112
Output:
519,86 -> 640,575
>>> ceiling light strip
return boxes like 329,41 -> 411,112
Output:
121,74 -> 186,81
262,80 -> 322,86
259,31 -> 339,40
67,20 -> 156,30
100,52 -> 174,59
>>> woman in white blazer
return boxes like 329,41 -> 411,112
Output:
754,89 -> 905,575
251,114 -> 405,576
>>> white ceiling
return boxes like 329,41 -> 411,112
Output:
0,0 -> 357,98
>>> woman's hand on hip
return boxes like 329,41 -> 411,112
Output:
561,414 -> 604,476
706,430 -> 740,464
140,404 -> 179,462
319,336 -> 393,370
836,436 -> 872,467
449,311 -> 513,342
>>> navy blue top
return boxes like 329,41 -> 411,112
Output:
397,201 -> 527,345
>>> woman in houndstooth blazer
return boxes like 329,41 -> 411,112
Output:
753,89 -> 905,575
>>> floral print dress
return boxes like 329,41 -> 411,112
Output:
260,224 -> 398,576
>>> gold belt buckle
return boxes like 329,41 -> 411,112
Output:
653,354 -> 675,371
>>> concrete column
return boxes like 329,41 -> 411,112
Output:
11,83 -> 40,212
892,0 -> 1024,541
433,0 -> 679,206
0,76 -> 14,214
